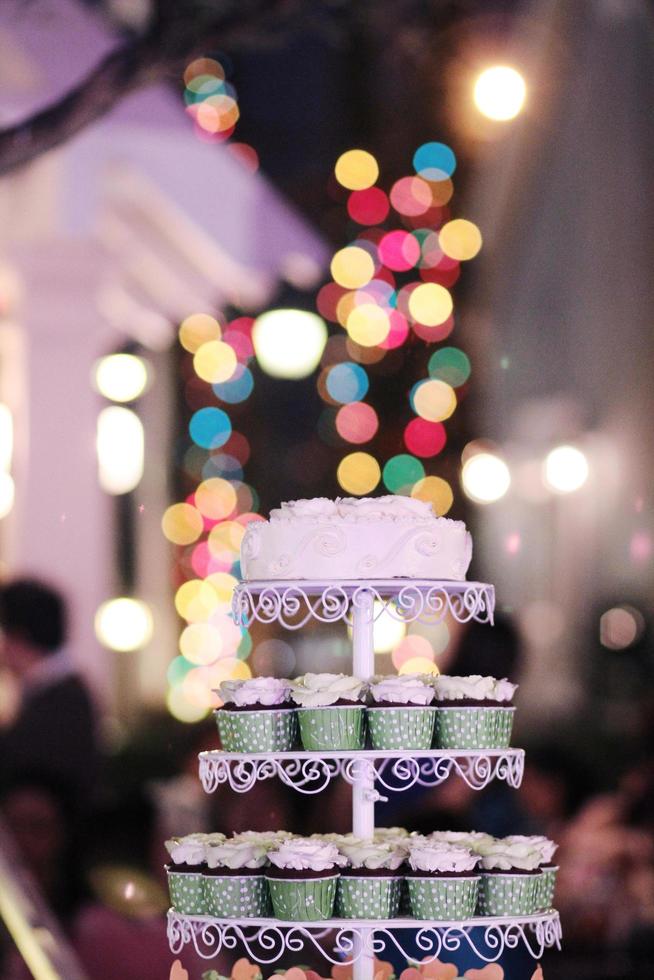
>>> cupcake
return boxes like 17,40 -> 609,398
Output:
291,673 -> 366,750
432,675 -> 517,749
215,677 -> 297,753
503,835 -> 559,910
265,837 -> 345,921
203,836 -> 272,918
474,838 -> 543,916
367,674 -> 436,750
165,833 -> 220,915
405,838 -> 480,920
335,837 -> 407,918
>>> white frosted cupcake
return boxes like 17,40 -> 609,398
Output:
432,675 -> 517,750
266,838 -> 345,921
203,837 -> 272,918
474,838 -> 543,915
165,833 -> 220,915
406,838 -> 480,920
291,673 -> 366,750
503,835 -> 559,910
215,677 -> 297,753
335,838 -> 407,918
367,674 -> 436,750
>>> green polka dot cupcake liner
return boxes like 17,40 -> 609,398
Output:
433,706 -> 515,750
297,706 -> 365,751
336,876 -> 402,918
535,866 -> 558,910
407,875 -> 480,920
216,708 -> 298,753
203,873 -> 271,918
167,870 -> 207,915
266,875 -> 338,921
477,872 -> 539,916
367,707 -> 436,750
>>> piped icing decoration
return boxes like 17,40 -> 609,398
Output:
373,827 -> 411,842
428,830 -> 494,848
218,677 -> 292,707
270,496 -> 436,522
291,673 -> 366,708
267,838 -> 346,872
369,673 -> 435,706
336,837 -> 408,871
165,833 -> 220,866
205,838 -> 269,870
503,835 -> 558,865
433,675 -> 518,703
232,830 -> 293,845
408,839 -> 480,875
474,839 -> 543,871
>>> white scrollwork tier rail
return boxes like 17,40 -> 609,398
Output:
198,749 -> 524,799
232,580 -> 495,629
167,911 -> 562,964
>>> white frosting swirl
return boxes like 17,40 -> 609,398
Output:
165,833 -> 216,866
291,673 -> 365,708
268,496 -> 439,523
434,675 -> 518,703
233,830 -> 293,846
267,838 -> 346,872
503,835 -> 558,865
429,831 -> 494,848
374,827 -> 410,842
408,839 -> 479,874
219,677 -> 292,707
270,498 -> 338,521
337,838 -> 408,871
369,673 -> 435,706
205,838 -> 269,870
476,840 -> 543,871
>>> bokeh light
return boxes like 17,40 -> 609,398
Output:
404,418 -> 447,458
179,622 -> 222,665
337,452 -> 381,495
439,220 -> 482,261
193,341 -> 237,384
428,347 -> 471,387
326,362 -> 369,404
412,379 -> 457,422
462,452 -> 511,503
93,354 -> 149,402
331,246 -> 375,289
179,313 -> 222,353
96,406 -> 144,494
346,304 -> 390,346
383,454 -> 425,493
335,402 -> 378,444
335,149 -> 379,190
251,638 -> 296,676
379,231 -> 420,272
212,364 -> 254,404
392,634 -> 436,670
189,407 -> 232,449
347,188 -> 389,225
473,65 -> 526,121
543,445 -> 589,494
194,478 -> 237,520
599,605 -> 644,651
413,142 -> 456,179
253,309 -> 327,379
174,579 -> 219,623
0,472 -> 15,519
390,176 -> 432,217
372,603 -> 407,653
166,685 -> 211,723
161,503 -> 204,545
95,598 -> 153,652
411,475 -> 454,515
399,655 -> 439,676
408,283 -> 453,326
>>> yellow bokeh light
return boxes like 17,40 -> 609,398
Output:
427,177 -> 454,206
161,503 -> 204,545
184,58 -> 225,86
94,598 -> 153,652
180,622 -> 222,665
175,579 -> 219,623
208,520 -> 245,560
473,65 -> 526,121
399,656 -> 439,676
93,354 -> 149,403
335,291 -> 357,327
195,478 -> 237,520
461,452 -> 511,503
179,313 -> 221,353
334,149 -> 379,190
205,571 -> 238,607
330,247 -> 375,290
166,684 -> 210,723
408,283 -> 453,326
337,452 -> 381,496
413,379 -> 457,422
411,476 -> 454,516
439,220 -> 483,261
193,340 -> 237,384
346,303 -> 390,347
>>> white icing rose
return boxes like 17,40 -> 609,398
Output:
503,835 -> 558,865
165,833 -> 213,866
310,832 -> 359,846
369,673 -> 435,706
408,840 -> 479,874
476,840 -> 543,871
374,827 -> 410,842
433,675 -> 517,703
267,838 -> 346,872
206,838 -> 269,870
233,830 -> 293,845
291,673 -> 365,707
270,499 -> 338,521
218,677 -> 292,707
429,831 -> 494,848
336,495 -> 434,521
337,838 -> 408,871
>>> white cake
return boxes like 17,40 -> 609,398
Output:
240,496 -> 472,581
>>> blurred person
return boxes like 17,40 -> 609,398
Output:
0,578 -> 100,813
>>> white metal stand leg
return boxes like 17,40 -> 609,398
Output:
352,590 -> 375,980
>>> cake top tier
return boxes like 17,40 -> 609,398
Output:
269,495 -> 457,524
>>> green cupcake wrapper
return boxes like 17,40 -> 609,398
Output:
535,866 -> 558,910
433,707 -> 515,749
167,870 -> 207,915
407,876 -> 479,920
216,708 -> 298,753
477,872 -> 539,916
203,874 -> 271,918
367,707 -> 436,750
297,706 -> 365,751
336,876 -> 402,918
266,876 -> 338,921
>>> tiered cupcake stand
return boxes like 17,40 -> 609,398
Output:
167,579 -> 562,975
